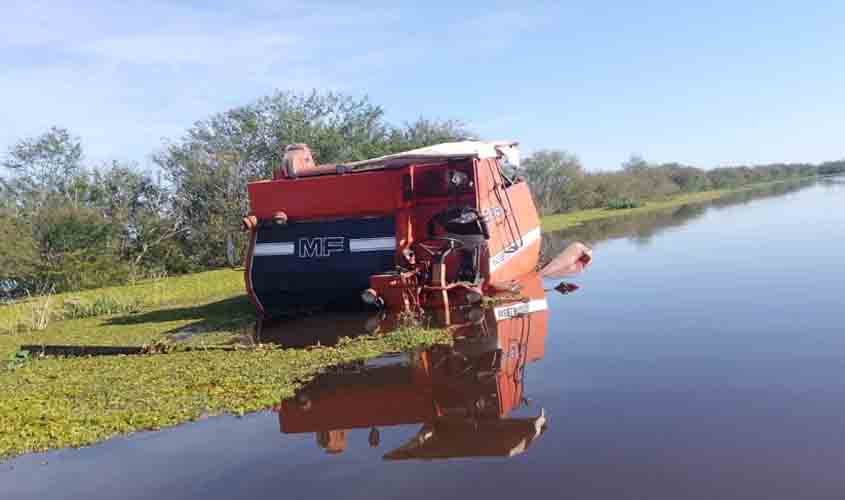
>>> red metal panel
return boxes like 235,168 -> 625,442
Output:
247,169 -> 407,220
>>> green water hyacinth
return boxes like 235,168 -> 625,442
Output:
0,328 -> 450,460
0,268 -> 451,459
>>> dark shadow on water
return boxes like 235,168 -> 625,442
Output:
257,312 -> 376,348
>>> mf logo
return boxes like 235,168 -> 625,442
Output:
298,237 -> 345,258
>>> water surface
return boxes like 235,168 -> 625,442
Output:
4,178 -> 845,500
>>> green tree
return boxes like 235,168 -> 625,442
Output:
0,215 -> 39,294
31,205 -> 131,292
87,164 -> 184,277
1,127 -> 85,213
521,150 -> 584,214
621,154 -> 650,172
387,118 -> 469,151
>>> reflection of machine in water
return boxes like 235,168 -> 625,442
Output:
273,272 -> 549,460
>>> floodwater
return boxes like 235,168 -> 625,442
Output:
3,178 -> 845,500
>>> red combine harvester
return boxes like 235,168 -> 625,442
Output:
274,272 -> 549,459
243,141 -> 540,317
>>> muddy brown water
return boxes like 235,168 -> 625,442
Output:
4,178 -> 845,500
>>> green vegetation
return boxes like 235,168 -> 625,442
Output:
523,151 -> 844,217
1,92 -> 467,297
819,162 -> 845,176
0,327 -> 447,459
542,180 -> 812,248
0,268 -> 449,459
542,187 -> 741,232
606,198 -> 642,210
0,270 -> 243,344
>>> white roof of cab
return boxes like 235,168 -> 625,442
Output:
347,140 -> 520,169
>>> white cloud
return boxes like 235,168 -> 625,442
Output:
76,31 -> 298,67
1,1 -> 539,164
0,1 -> 395,162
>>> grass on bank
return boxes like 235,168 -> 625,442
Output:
541,190 -> 729,232
539,179 -> 805,233
0,269 -> 252,362
0,269 -> 450,459
0,269 -> 245,341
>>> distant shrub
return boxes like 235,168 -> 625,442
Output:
6,350 -> 32,370
606,198 -> 642,210
62,295 -> 141,320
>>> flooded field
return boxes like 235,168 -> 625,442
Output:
4,178 -> 845,500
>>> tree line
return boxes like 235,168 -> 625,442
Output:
1,91 -> 467,296
522,151 -> 845,215
2,90 -> 844,296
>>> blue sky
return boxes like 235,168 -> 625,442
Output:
1,0 -> 843,170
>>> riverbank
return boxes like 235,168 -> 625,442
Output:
0,176 -> 812,459
0,270 -> 248,356
540,179 -> 809,232
0,271 -> 449,459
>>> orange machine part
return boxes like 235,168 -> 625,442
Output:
474,158 -> 541,285
247,169 -> 407,220
246,155 -> 540,317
